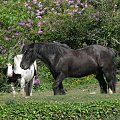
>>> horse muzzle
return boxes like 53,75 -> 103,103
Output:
20,63 -> 28,70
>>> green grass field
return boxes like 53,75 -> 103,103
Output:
0,82 -> 120,105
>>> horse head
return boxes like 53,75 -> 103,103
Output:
20,43 -> 37,70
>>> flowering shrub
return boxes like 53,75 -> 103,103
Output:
1,0 -> 120,60
0,0 -> 120,91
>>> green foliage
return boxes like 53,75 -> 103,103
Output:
0,99 -> 120,120
0,66 -> 11,92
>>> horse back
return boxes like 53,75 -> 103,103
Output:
82,45 -> 116,67
59,45 -> 115,76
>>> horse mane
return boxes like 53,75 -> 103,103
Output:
39,42 -> 71,56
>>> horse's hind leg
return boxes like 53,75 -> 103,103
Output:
103,70 -> 116,94
59,82 -> 66,95
96,69 -> 107,93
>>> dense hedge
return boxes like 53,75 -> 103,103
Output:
0,99 -> 120,120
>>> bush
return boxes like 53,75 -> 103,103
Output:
0,99 -> 120,120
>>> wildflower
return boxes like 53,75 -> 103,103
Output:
78,11 -> 82,15
27,11 -> 30,14
77,0 -> 80,5
42,20 -> 46,23
33,76 -> 40,85
68,12 -> 73,15
36,9 -> 40,13
14,32 -> 20,36
32,0 -> 37,4
74,4 -> 78,8
37,21 -> 42,27
36,16 -> 42,19
12,35 -> 15,38
54,11 -> 57,14
38,2 -> 42,8
26,23 -> 32,27
18,21 -> 25,26
68,0 -> 74,5
51,8 -> 55,11
38,29 -> 43,34
5,37 -> 10,40
42,10 -> 45,14
27,6 -> 32,9
0,46 -> 6,53
24,2 -> 29,7
73,9 -> 78,13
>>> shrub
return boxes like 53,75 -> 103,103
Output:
0,99 -> 120,120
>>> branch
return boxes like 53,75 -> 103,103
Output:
112,38 -> 120,45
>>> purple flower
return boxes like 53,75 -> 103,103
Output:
37,21 -> 42,27
14,32 -> 20,36
38,29 -> 43,34
5,37 -> 10,40
36,9 -> 40,13
18,21 -> 25,26
37,10 -> 43,15
36,16 -> 42,19
32,0 -> 37,4
78,11 -> 82,15
74,4 -> 78,8
26,23 -> 32,27
68,12 -> 73,15
0,47 -> 6,53
24,2 -> 29,7
77,0 -> 80,4
73,9 -> 78,13
68,0 -> 74,5
27,6 -> 32,9
27,18 -> 33,24
33,76 -> 40,85
38,2 -> 42,8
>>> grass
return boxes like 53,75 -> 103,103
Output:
0,82 -> 120,105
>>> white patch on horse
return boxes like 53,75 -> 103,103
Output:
7,63 -> 13,77
7,54 -> 37,97
109,88 -> 113,94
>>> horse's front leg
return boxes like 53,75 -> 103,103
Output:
11,83 -> 16,97
52,72 -> 65,95
28,78 -> 34,96
20,77 -> 26,97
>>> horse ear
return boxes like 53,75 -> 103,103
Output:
31,42 -> 35,48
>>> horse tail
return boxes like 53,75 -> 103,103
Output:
109,48 -> 117,92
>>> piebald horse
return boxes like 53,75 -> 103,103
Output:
7,54 -> 37,97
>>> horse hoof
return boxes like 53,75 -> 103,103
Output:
25,96 -> 30,99
60,92 -> 66,95
109,89 -> 113,94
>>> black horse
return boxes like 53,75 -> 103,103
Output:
20,42 -> 116,95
